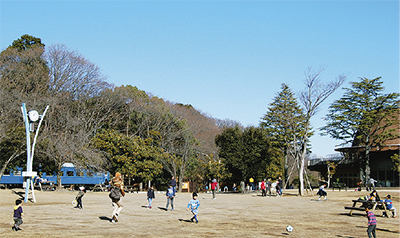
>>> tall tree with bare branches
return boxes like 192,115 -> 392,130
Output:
297,67 -> 345,195
42,44 -> 115,188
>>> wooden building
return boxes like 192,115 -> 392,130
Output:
309,109 -> 399,188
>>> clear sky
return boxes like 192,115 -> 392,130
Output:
1,0 -> 399,157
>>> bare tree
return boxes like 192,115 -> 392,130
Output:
297,67 -> 345,196
167,103 -> 222,184
42,44 -> 115,188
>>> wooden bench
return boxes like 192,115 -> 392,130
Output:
124,184 -> 139,193
331,182 -> 347,191
344,206 -> 365,211
344,199 -> 388,217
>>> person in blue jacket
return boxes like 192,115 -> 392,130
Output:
165,185 -> 175,211
187,192 -> 200,223
383,194 -> 397,218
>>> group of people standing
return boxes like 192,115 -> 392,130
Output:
260,177 -> 283,197
146,176 -> 177,210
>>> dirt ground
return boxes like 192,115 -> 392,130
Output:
0,187 -> 399,238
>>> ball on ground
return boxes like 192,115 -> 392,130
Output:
286,225 -> 293,232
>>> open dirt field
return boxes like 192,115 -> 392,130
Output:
0,188 -> 399,238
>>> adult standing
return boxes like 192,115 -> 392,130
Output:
277,176 -> 283,197
249,177 -> 254,191
261,180 -> 266,197
169,176 -> 177,192
211,179 -> 218,200
109,172 -> 125,223
266,178 -> 272,196
368,178 -> 377,191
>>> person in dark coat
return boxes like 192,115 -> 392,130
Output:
147,186 -> 155,209
169,176 -> 177,191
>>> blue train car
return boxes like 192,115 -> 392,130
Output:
0,163 -> 109,186
0,167 -> 25,185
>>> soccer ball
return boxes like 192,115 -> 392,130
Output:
286,225 -> 293,232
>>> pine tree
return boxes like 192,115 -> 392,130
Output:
321,77 -> 399,183
260,83 -> 305,186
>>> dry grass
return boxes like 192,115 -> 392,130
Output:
0,188 -> 399,237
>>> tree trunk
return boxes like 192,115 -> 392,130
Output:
57,164 -> 63,190
327,175 -> 331,188
57,173 -> 62,190
0,151 -> 25,181
327,164 -> 331,188
178,170 -> 184,193
364,145 -> 371,185
298,159 -> 304,196
298,142 -> 307,196
358,152 -> 365,184
284,147 -> 289,186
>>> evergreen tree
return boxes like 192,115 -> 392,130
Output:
215,126 -> 284,184
215,126 -> 244,182
260,83 -> 305,185
321,77 -> 399,183
10,34 -> 45,51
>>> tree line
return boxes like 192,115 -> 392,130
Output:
0,35 -> 223,191
1,35 -> 398,195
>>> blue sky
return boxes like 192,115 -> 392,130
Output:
1,1 -> 399,157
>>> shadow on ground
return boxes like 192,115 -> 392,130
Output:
178,219 -> 193,223
158,207 -> 168,211
98,216 -> 112,222
356,226 -> 400,234
11,190 -> 34,203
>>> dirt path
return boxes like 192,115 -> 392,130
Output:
0,188 -> 399,237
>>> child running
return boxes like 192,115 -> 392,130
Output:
12,199 -> 24,231
75,186 -> 86,209
317,183 -> 327,201
365,206 -> 377,238
187,192 -> 200,223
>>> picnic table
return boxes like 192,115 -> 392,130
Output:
344,199 -> 388,217
40,181 -> 56,191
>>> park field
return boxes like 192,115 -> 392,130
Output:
0,188 -> 399,237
